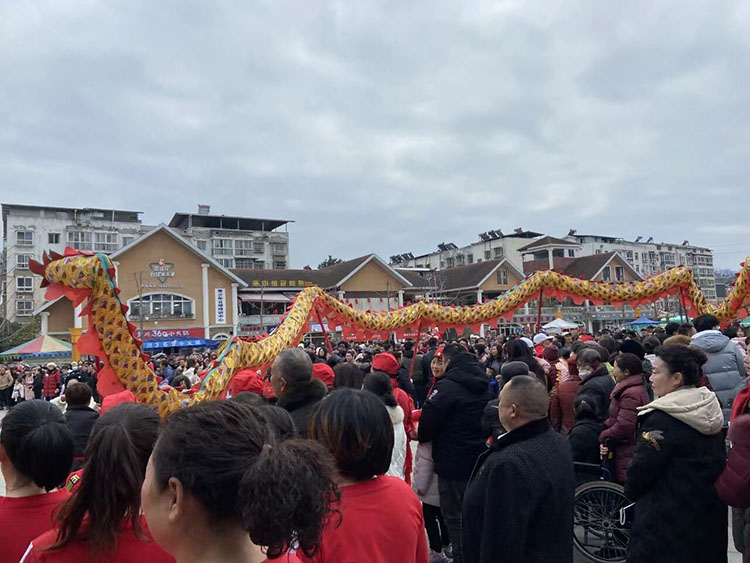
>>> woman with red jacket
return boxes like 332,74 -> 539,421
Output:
0,401 -> 74,563
42,364 -> 61,400
304,389 -> 428,563
715,414 -> 750,561
549,348 -> 582,436
23,403 -> 173,562
598,353 -> 650,484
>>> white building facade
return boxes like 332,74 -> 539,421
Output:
1,203 -> 146,322
169,205 -> 291,271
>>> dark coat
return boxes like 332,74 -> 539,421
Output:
401,351 -> 425,384
418,352 -> 492,480
421,347 -> 438,384
625,410 -> 727,563
64,405 -> 99,468
599,375 -> 650,483
480,399 -> 504,440
277,378 -> 328,438
715,414 -> 750,556
574,365 -> 615,422
462,419 -> 573,563
568,419 -> 604,465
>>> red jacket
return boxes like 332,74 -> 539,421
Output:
42,371 -> 61,398
549,375 -> 581,436
599,375 -> 650,483
392,381 -> 415,484
715,415 -> 750,562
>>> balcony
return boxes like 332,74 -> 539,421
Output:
239,314 -> 283,327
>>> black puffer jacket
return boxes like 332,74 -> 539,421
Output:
574,365 -> 615,422
462,419 -> 574,563
625,402 -> 727,562
418,352 -> 492,480
277,378 -> 328,438
64,405 -> 99,470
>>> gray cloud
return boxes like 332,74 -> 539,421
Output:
2,1 -> 750,269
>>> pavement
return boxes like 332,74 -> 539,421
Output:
0,410 -> 743,561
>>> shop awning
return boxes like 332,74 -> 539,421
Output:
239,293 -> 292,303
143,338 -> 220,350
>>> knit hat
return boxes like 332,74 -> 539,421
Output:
46,362 -> 58,370
620,339 -> 645,360
312,363 -> 335,389
372,353 -> 400,376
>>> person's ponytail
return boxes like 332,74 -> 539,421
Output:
239,439 -> 339,559
51,403 -> 160,556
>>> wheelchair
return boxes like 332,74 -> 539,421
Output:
573,461 -> 632,563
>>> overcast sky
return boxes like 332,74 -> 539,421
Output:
2,1 -> 750,269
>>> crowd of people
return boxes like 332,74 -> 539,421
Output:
1,314 -> 750,562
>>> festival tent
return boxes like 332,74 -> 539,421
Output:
626,316 -> 661,327
542,318 -> 579,332
0,335 -> 72,359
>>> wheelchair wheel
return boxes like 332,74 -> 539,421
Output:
573,480 -> 630,563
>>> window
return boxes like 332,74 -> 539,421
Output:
122,236 -> 135,247
601,266 -> 611,282
615,266 -> 624,282
255,260 -> 266,269
456,254 -> 464,265
94,232 -> 118,252
273,261 -> 287,269
48,233 -> 60,244
484,250 -> 491,260
235,240 -> 254,256
16,254 -> 31,269
67,231 -> 92,250
493,248 -> 503,259
467,254 -> 473,264
496,269 -> 509,285
446,257 -> 455,268
16,298 -> 34,316
212,238 -> 233,256
253,242 -> 265,254
17,277 -> 33,292
128,293 -> 194,319
272,243 -> 287,255
235,258 -> 255,269
217,258 -> 234,268
567,249 -> 575,258
197,240 -> 207,251
16,231 -> 33,246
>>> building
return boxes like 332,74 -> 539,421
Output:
169,205 -> 292,271
2,203 -> 147,322
391,228 -> 544,271
232,255 -> 414,335
35,224 -> 247,344
565,231 -> 717,305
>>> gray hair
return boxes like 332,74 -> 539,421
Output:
273,348 -> 313,385
502,375 -> 550,420
576,348 -> 601,368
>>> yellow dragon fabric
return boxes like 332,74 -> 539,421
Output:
30,250 -> 750,417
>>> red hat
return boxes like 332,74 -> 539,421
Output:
372,353 -> 399,376
229,368 -> 265,396
579,334 -> 595,342
100,389 -> 137,415
312,363 -> 335,389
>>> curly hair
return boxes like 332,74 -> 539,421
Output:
153,400 -> 338,559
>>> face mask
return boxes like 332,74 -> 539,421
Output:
578,369 -> 592,377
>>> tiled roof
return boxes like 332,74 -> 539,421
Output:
518,236 -> 581,252
564,253 -> 617,279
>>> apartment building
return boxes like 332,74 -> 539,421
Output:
169,205 -> 291,271
1,203 -> 146,322
565,231 -> 717,302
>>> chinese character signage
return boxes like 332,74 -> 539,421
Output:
149,258 -> 176,284
137,327 -> 205,340
215,287 -> 227,324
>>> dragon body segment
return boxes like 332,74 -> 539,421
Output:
31,249 -> 750,417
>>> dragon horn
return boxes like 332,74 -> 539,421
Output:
29,258 -> 47,276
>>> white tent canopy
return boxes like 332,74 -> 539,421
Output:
542,318 -> 579,332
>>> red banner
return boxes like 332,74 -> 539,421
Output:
137,327 -> 205,340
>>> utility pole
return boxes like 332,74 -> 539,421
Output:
259,285 -> 264,332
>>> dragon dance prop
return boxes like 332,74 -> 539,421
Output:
30,249 -> 750,417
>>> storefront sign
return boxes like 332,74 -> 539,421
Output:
149,258 -> 176,284
215,288 -> 227,324
250,279 -> 316,288
137,327 -> 205,339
